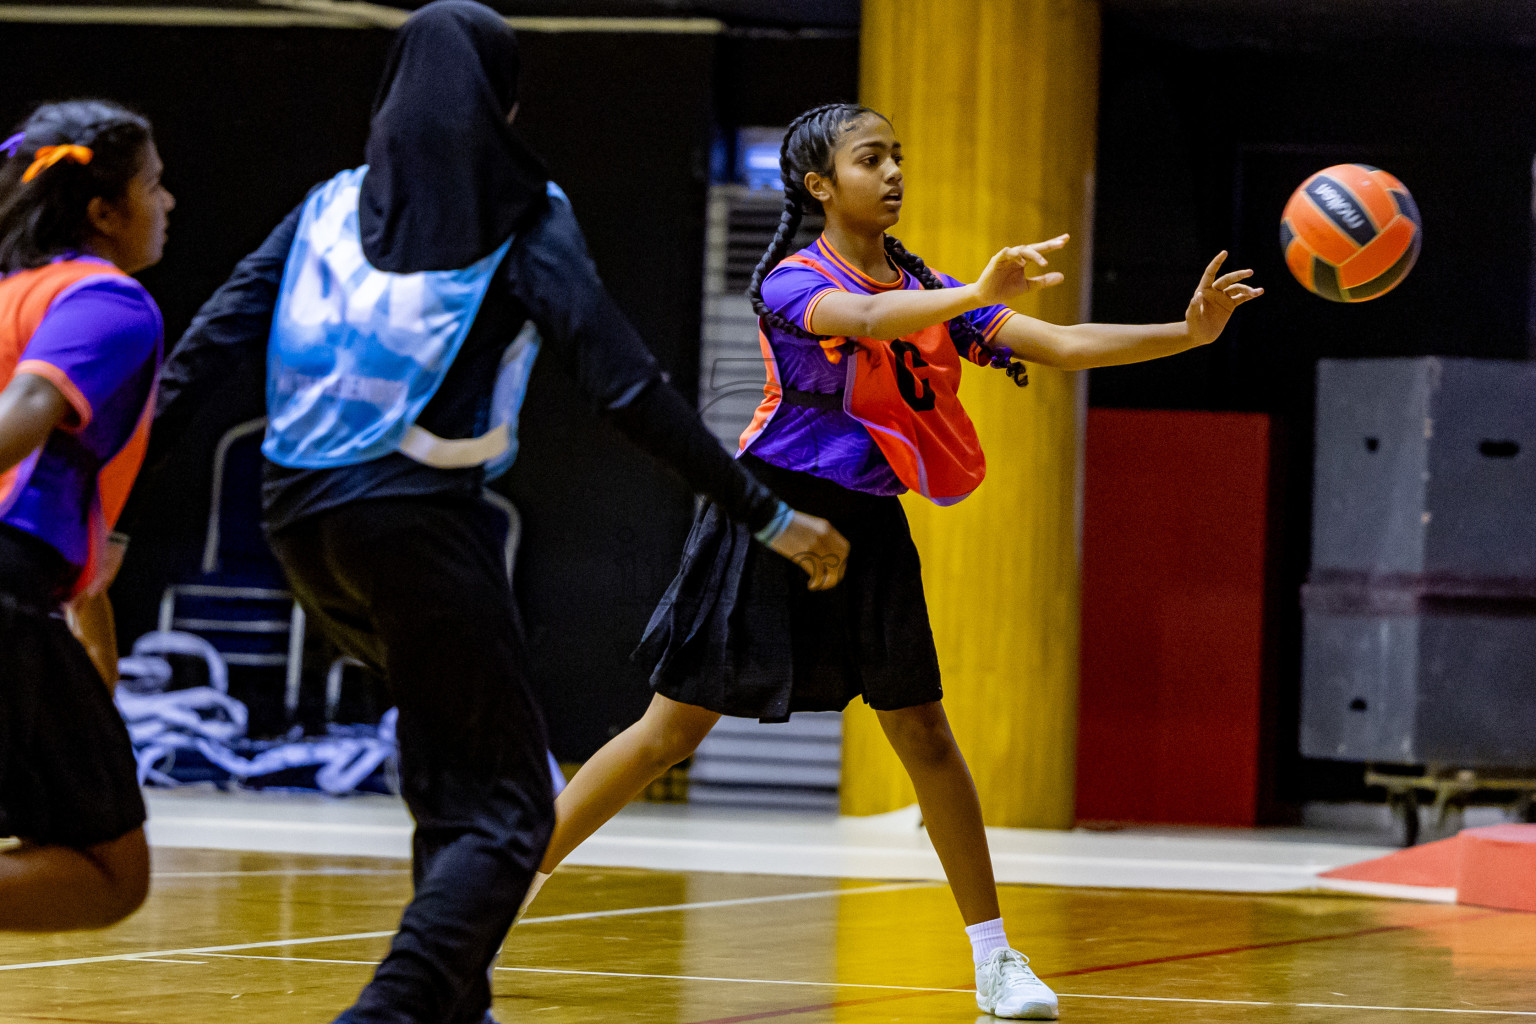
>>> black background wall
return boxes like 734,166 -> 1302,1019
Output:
1,21 -> 395,734
0,13 -> 854,758
0,20 -> 714,757
511,26 -> 852,755
1089,11 -> 1536,802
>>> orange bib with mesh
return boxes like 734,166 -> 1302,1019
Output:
775,253 -> 986,505
1,259 -> 153,595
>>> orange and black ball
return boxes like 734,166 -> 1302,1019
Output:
1280,164 -> 1421,302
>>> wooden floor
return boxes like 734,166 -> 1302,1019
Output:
3,847 -> 1535,1023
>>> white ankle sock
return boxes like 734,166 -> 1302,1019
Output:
965,917 -> 1010,965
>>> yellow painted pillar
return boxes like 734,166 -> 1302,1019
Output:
841,0 -> 1100,829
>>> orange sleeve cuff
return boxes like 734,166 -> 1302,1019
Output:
15,359 -> 92,431
801,287 -> 840,338
982,308 -> 1016,343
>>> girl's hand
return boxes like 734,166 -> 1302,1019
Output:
1185,251 -> 1263,346
767,511 -> 850,591
975,234 -> 1069,308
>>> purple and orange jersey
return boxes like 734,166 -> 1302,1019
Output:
740,235 -> 1014,495
0,258 -> 162,592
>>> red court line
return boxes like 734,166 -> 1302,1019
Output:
682,908 -> 1511,1024
1041,923 -> 1404,978
1043,908 -> 1509,980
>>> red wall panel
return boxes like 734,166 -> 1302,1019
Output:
1077,409 -> 1272,826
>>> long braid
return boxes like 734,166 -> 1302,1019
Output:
884,235 -> 1029,387
748,192 -> 809,339
748,102 -> 876,341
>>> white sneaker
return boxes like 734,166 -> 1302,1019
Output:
974,949 -> 1059,1020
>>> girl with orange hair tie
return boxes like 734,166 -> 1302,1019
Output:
0,98 -> 174,930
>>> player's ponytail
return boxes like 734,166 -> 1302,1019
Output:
0,99 -> 154,274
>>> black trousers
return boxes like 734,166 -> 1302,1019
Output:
269,495 -> 553,1024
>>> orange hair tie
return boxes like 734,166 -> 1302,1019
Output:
21,144 -> 93,183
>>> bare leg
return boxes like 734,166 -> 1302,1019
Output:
876,702 -> 1001,925
0,826 -> 149,931
539,693 -> 720,871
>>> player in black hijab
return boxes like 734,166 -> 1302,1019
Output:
139,3 -> 848,1022
358,0 -> 547,273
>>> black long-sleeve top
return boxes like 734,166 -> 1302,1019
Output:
147,188 -> 781,536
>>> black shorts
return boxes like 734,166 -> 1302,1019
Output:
0,526 -> 146,847
637,455 -> 942,722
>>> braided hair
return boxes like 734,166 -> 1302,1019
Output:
746,103 -> 1027,386
0,99 -> 154,273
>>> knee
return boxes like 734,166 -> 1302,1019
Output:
884,713 -> 959,770
637,718 -> 709,773
906,730 -> 958,770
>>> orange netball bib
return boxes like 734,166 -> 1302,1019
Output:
779,254 -> 987,505
1,259 -> 153,595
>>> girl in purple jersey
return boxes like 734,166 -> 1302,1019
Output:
514,103 -> 1260,1018
0,99 -> 173,931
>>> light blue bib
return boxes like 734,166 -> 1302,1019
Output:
264,167 -> 547,474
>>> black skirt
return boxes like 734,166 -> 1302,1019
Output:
0,526 -> 146,847
636,455 -> 941,722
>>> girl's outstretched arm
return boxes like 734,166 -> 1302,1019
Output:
808,236 -> 1068,341
995,251 -> 1262,370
